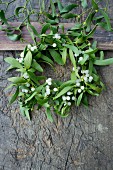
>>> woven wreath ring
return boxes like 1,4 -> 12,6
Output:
5,29 -> 107,121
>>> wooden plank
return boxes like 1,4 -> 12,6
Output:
0,22 -> 113,51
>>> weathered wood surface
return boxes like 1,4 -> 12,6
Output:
1,51 -> 113,170
1,0 -> 113,170
0,22 -> 113,51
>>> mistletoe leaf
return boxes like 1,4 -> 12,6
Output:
50,0 -> 56,17
61,13 -> 77,19
81,0 -> 88,8
60,80 -> 75,89
82,94 -> 88,107
7,32 -> 21,41
27,71 -> 39,84
86,25 -> 97,39
9,86 -> 19,104
57,0 -> 63,12
8,77 -> 26,84
91,0 -> 98,10
69,49 -> 76,67
49,49 -> 64,65
15,7 -> 24,17
4,57 -> 23,69
61,47 -> 67,64
41,55 -> 54,64
45,107 -> 54,122
24,51 -> 32,69
86,11 -> 96,32
100,51 -> 104,60
54,86 -> 73,99
94,58 -> 113,66
25,92 -> 37,103
61,4 -> 78,14
32,59 -> 43,72
77,92 -> 83,106
79,54 -> 89,65
0,10 -> 8,25
27,23 -> 39,37
41,23 -> 50,34
65,45 -> 79,56
87,84 -> 102,93
99,9 -> 112,31
24,108 -> 31,120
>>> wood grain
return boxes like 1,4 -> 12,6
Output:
0,22 -> 113,51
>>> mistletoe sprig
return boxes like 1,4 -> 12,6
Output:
3,0 -> 113,121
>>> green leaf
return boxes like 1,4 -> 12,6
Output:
94,58 -> 113,66
5,84 -> 15,91
35,96 -> 48,105
4,57 -> 23,69
25,92 -> 37,103
27,71 -> 39,84
89,60 -> 93,75
8,77 -> 26,84
36,76 -> 45,80
60,80 -> 75,89
43,12 -> 55,20
9,86 -> 19,104
41,23 -> 50,34
46,19 -> 59,25
32,59 -> 43,72
54,86 -> 73,99
82,94 -> 88,107
61,48 -> 67,64
41,55 -> 54,64
92,73 -> 100,82
79,54 -> 89,65
61,13 -> 77,19
57,0 -> 63,12
86,89 -> 99,96
20,105 -> 26,116
97,22 -> 111,31
69,49 -> 76,67
27,23 -> 37,42
92,41 -> 97,49
65,45 -> 79,56
100,51 -> 104,60
91,0 -> 98,10
45,107 -> 53,122
99,9 -> 111,31
28,23 -> 39,37
50,0 -> 56,17
84,48 -> 98,54
77,92 -> 83,106
24,51 -> 32,69
6,65 -> 16,71
0,10 -> 8,25
71,71 -> 77,81
15,7 -> 24,17
86,11 -> 95,32
49,49 -> 64,65
25,108 -> 31,120
81,0 -> 88,8
61,106 -> 69,117
51,25 -> 58,34
86,25 -> 97,39
69,23 -> 82,30
61,4 -> 78,14
7,31 -> 22,41
36,85 -> 44,93
87,84 -> 102,93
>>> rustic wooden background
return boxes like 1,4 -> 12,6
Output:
1,0 -> 113,170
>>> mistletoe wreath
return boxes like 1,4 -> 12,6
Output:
1,0 -> 113,122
